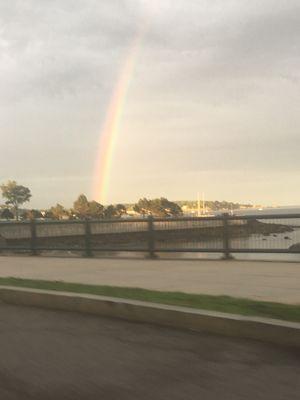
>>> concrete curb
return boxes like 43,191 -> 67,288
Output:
0,285 -> 299,348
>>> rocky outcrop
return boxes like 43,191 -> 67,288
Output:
246,219 -> 294,235
289,243 -> 300,252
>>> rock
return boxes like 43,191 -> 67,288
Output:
289,243 -> 300,251
284,236 -> 291,240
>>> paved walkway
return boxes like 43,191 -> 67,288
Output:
0,256 -> 299,304
1,303 -> 299,400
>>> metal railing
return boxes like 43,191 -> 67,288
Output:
0,213 -> 300,259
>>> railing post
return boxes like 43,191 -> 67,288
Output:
30,219 -> 37,256
222,213 -> 233,260
147,215 -> 157,259
84,219 -> 93,257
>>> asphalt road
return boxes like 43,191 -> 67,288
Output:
0,303 -> 299,400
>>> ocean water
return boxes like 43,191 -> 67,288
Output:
232,206 -> 300,216
162,206 -> 300,262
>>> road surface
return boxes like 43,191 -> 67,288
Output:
0,303 -> 299,400
0,256 -> 299,303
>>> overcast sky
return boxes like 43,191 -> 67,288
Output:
1,0 -> 300,208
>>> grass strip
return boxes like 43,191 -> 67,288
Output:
0,277 -> 299,323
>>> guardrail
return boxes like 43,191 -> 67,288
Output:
0,213 -> 300,259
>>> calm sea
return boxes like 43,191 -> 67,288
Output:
232,206 -> 300,216
169,206 -> 300,262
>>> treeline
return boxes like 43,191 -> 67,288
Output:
44,196 -> 182,220
0,179 -> 252,221
46,195 -> 127,220
133,198 -> 182,217
0,181 -> 182,220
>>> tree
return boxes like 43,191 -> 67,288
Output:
114,204 -> 127,217
159,197 -> 182,216
88,201 -> 104,219
103,205 -> 117,218
73,195 -> 104,219
133,198 -> 151,215
102,204 -> 126,219
42,210 -> 55,219
73,194 -> 90,218
22,209 -> 42,220
50,204 -> 68,220
0,181 -> 32,220
133,197 -> 182,217
0,208 -> 14,220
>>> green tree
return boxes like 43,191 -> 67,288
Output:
133,197 -> 182,217
73,195 -> 104,219
50,204 -> 68,220
103,205 -> 115,218
1,208 -> 14,220
0,181 -> 32,220
43,210 -> 55,219
159,197 -> 182,216
22,209 -> 42,220
73,194 -> 90,218
114,204 -> 127,217
133,198 -> 151,215
88,201 -> 104,219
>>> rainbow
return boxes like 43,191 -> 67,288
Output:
92,24 -> 146,204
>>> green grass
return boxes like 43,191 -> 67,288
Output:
0,277 -> 299,323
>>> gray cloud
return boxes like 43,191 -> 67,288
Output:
0,0 -> 299,207
0,0 -> 142,103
